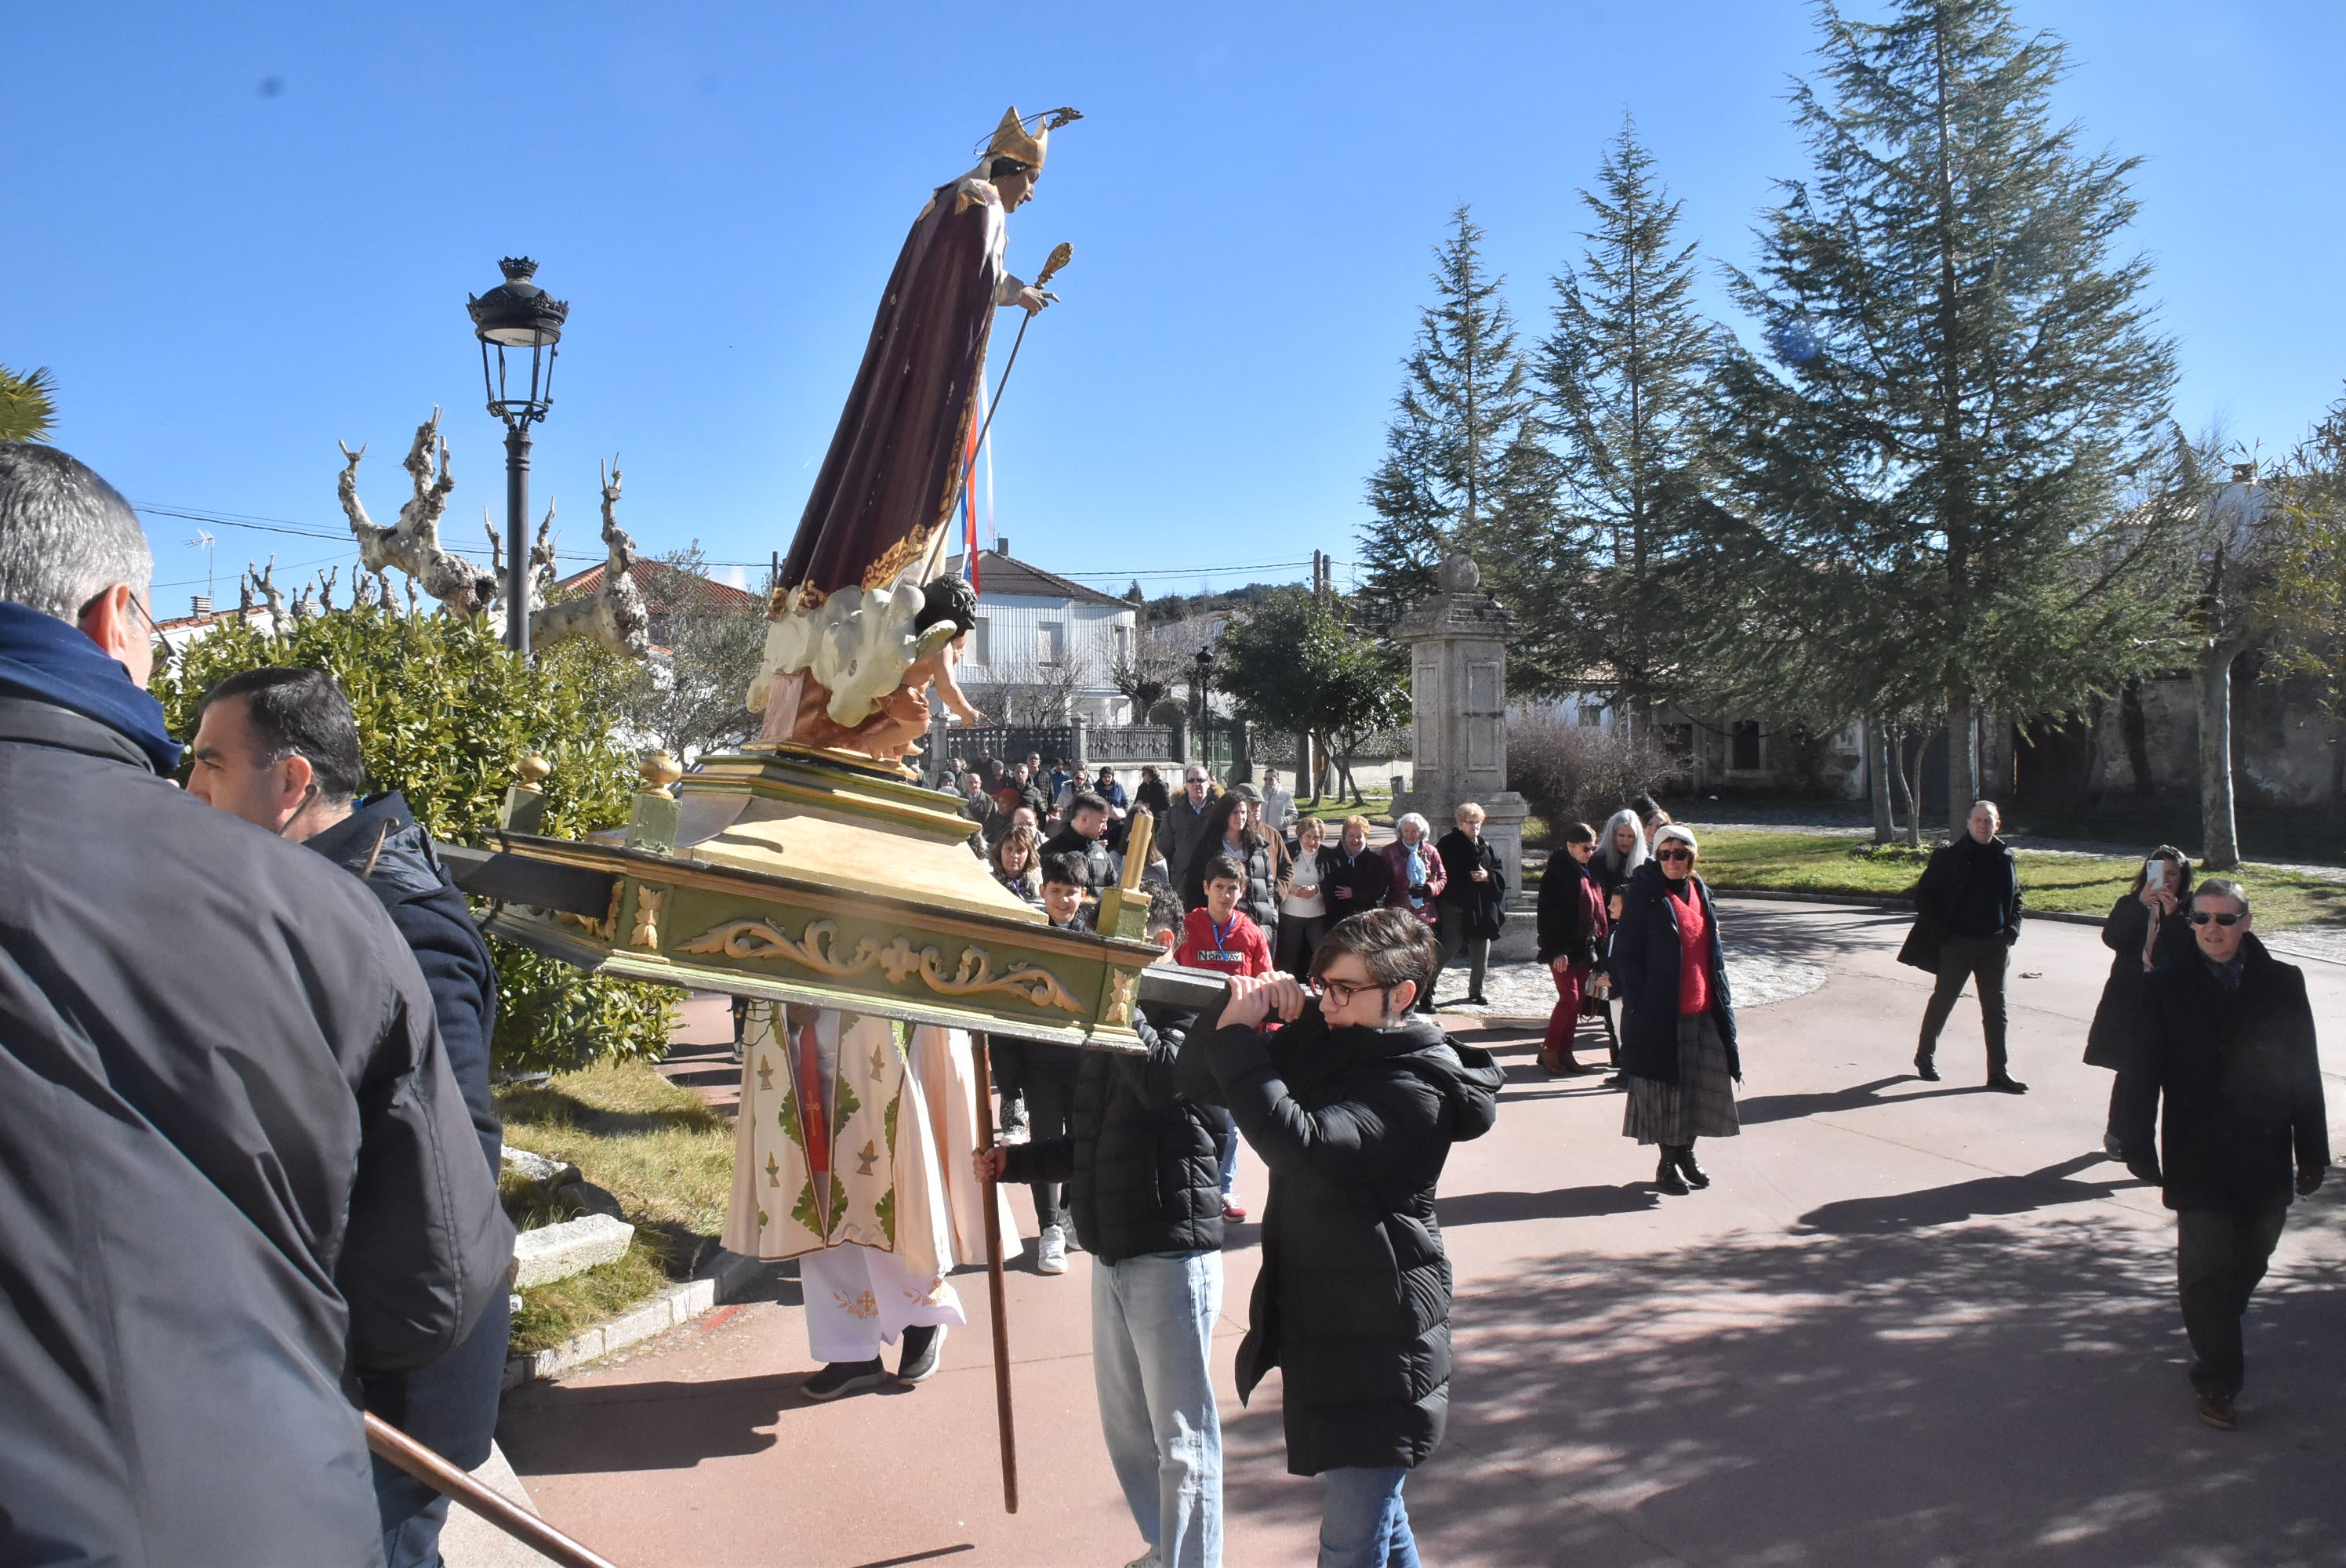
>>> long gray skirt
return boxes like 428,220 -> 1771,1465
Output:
1623,1012 -> 1740,1146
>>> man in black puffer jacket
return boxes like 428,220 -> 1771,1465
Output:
190,666 -> 506,1568
1183,906 -> 1502,1568
982,885 -> 1226,1568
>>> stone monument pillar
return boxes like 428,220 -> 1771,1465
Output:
1389,554 -> 1531,894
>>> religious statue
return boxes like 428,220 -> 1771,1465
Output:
749,104 -> 1080,764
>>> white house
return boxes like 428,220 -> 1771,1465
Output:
942,542 -> 1139,723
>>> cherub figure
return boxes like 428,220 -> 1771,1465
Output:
794,575 -> 985,765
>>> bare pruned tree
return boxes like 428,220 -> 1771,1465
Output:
338,410 -> 499,617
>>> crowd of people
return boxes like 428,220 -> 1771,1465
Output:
0,437 -> 2329,1568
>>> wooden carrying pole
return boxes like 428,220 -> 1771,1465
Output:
365,1412 -> 623,1568
969,1032 -> 1021,1513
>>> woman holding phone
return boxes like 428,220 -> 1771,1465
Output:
2085,845 -> 2197,1157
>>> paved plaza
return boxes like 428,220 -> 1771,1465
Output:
497,901 -> 2346,1568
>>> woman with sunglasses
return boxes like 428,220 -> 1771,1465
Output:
2085,845 -> 2197,1156
1609,825 -> 1739,1194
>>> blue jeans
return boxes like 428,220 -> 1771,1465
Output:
1217,1111 -> 1239,1197
1319,1466 -> 1418,1568
1092,1249 -> 1223,1568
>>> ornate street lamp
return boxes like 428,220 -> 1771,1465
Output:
467,257 -> 569,655
1192,645 -> 1214,771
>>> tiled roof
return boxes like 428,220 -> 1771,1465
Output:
555,560 -> 762,612
939,550 -> 1135,611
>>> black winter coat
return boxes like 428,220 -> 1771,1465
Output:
307,794 -> 512,1480
1321,844 -> 1393,927
2083,893 -> 2199,1070
1040,825 -> 1120,891
0,695 -> 511,1568
1897,837 -> 2023,971
1433,829 -> 1507,942
1609,863 -> 1739,1083
2111,937 -> 2328,1212
1535,853 -> 1607,967
1184,1010 -> 1503,1476
997,1006 -> 1223,1261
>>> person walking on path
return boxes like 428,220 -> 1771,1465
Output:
1258,766 -> 1295,837
1181,910 -> 1503,1568
187,666 -> 507,1568
1179,789 -> 1280,940
997,855 -> 1095,1279
1535,821 -> 1610,1076
1899,799 -> 2028,1092
0,442 -> 510,1565
2086,847 -> 2199,1156
981,886 -> 1226,1568
1275,813 -> 1338,981
1433,803 -> 1506,1008
1611,825 -> 1740,1195
2111,879 -> 2328,1432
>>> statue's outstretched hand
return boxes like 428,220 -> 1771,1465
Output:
1017,286 -> 1058,315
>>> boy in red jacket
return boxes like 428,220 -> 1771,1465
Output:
1177,853 -> 1274,978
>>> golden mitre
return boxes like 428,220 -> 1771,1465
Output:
983,105 -> 1081,169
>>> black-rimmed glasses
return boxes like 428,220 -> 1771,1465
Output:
1308,975 -> 1382,1005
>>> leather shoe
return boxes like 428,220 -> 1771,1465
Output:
1986,1073 -> 2029,1094
1654,1153 -> 1690,1196
2196,1390 -> 2237,1431
1674,1146 -> 1711,1189
1913,1056 -> 1941,1082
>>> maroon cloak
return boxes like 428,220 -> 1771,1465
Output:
780,180 -> 1006,602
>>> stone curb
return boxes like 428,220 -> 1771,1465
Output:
501,1248 -> 773,1392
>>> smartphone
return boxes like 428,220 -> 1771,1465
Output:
2144,858 -> 2166,890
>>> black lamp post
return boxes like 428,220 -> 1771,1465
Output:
1193,646 -> 1214,771
467,257 -> 569,655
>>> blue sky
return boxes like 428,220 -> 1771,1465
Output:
11,2 -> 2343,614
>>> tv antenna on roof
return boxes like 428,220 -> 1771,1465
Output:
188,529 -> 216,608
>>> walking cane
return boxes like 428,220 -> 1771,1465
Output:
968,1032 -> 1021,1513
364,1412 -> 622,1568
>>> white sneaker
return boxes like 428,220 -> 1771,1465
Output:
1037,1225 -> 1069,1275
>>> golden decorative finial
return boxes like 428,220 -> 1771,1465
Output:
638,750 -> 684,797
513,753 -> 551,790
1036,241 -> 1073,289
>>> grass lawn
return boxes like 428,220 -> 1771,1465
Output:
1688,827 -> 2346,929
496,1059 -> 737,1355
1297,784 -> 1395,826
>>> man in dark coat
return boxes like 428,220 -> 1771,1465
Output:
188,666 -> 507,1568
1184,908 -> 1502,1566
1040,790 -> 1123,895
2111,878 -> 2328,1432
983,887 -> 1225,1568
1898,799 -> 2028,1091
0,442 -> 510,1567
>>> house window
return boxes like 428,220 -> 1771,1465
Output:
1038,621 -> 1066,665
1731,720 -> 1763,771
971,616 -> 991,666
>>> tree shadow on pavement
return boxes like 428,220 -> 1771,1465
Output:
1720,903 -> 1912,960
1220,1193 -> 2346,1567
1437,1185 -> 1658,1226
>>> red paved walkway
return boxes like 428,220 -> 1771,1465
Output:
499,903 -> 2346,1567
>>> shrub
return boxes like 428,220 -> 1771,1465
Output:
151,601 -> 677,1072
1508,711 -> 1674,834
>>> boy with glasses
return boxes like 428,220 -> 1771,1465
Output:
1181,909 -> 1502,1568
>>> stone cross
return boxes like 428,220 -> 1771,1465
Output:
1389,554 -> 1531,894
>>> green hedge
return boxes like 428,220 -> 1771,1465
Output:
152,603 -> 676,1072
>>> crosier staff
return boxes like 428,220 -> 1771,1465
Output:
969,241 -> 1072,460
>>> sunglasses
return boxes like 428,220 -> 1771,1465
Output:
1655,848 -> 1694,862
2188,910 -> 2245,927
1308,975 -> 1383,1004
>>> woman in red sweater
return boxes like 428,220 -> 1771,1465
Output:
1607,825 -> 1740,1195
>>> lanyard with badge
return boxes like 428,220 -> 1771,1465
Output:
1207,910 -> 1240,965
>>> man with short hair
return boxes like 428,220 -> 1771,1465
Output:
1161,765 -> 1219,877
1042,789 -> 1122,894
981,885 -> 1225,1568
0,442 -> 509,1564
1899,799 -> 2027,1091
1258,768 -> 1295,837
187,665 -> 507,1568
2113,879 -> 2328,1432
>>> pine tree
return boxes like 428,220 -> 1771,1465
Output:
1533,118 -> 1720,708
1716,0 -> 2179,833
1359,206 -> 1556,625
